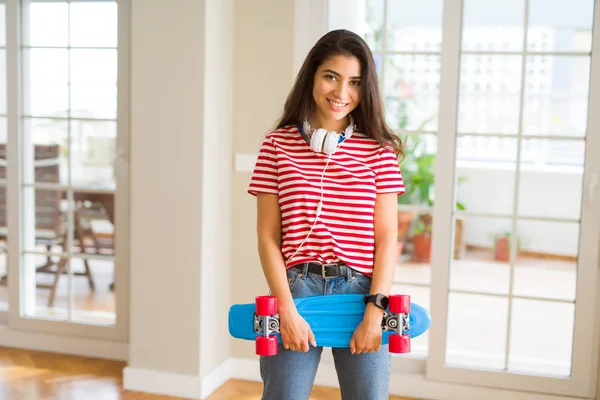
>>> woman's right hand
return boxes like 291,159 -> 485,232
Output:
279,307 -> 316,352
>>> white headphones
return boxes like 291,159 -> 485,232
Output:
302,115 -> 356,155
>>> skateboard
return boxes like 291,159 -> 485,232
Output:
228,293 -> 431,356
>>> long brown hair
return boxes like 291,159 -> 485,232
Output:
275,29 -> 403,158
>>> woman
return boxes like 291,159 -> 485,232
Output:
248,29 -> 405,400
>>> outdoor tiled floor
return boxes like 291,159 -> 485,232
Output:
393,249 -> 577,377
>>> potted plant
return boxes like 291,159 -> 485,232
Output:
493,232 -> 521,262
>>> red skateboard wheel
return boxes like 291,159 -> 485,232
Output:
389,294 -> 410,313
256,335 -> 278,356
256,296 -> 277,316
389,334 -> 411,353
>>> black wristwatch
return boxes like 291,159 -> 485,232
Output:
364,293 -> 389,310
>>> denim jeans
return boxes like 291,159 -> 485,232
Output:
260,263 -> 391,400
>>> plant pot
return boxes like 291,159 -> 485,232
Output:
397,211 -> 415,257
412,233 -> 432,263
494,236 -> 510,262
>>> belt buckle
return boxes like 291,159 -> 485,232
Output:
321,263 -> 339,279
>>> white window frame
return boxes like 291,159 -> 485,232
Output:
428,2 -> 600,397
315,0 -> 600,397
1,0 -> 130,342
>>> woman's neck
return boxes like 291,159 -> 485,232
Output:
308,114 -> 349,132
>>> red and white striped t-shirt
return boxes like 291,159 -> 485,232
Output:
248,125 -> 405,276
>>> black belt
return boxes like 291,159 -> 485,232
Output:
292,262 -> 350,279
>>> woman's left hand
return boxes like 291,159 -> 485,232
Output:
350,313 -> 383,354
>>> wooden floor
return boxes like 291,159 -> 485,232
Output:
0,347 -> 415,399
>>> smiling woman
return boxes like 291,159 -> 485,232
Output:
248,29 -> 406,400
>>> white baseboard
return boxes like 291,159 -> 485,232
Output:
123,366 -> 202,399
0,324 -> 128,361
200,358 -> 234,399
123,359 -> 233,400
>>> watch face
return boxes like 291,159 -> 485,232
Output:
377,294 -> 389,309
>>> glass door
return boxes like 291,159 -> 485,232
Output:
428,0 -> 600,396
6,0 -> 129,340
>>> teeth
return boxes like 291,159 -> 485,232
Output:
329,100 -> 347,107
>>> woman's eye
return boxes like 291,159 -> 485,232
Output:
351,80 -> 361,86
325,74 -> 337,81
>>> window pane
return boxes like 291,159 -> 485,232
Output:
0,117 -> 6,310
0,4 -> 6,47
23,118 -> 68,186
0,50 -> 6,115
21,188 -> 66,255
0,116 -> 6,150
72,191 -> 115,256
458,55 -> 523,134
24,1 -> 69,47
509,299 -> 574,376
385,55 -> 440,131
71,257 -> 115,325
462,0 -> 525,52
0,245 -> 6,309
23,252 -> 69,321
364,0 -> 384,51
518,139 -> 584,220
399,134 -> 437,205
70,49 -> 117,119
70,2 -> 118,48
397,135 -> 436,270
386,0 -> 443,52
527,0 -> 594,53
512,221 -> 578,302
70,120 -> 116,189
446,293 -> 508,370
451,216 -> 513,295
24,48 -> 69,118
522,56 -> 591,136
456,136 -> 518,215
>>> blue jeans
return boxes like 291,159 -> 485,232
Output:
260,263 -> 391,400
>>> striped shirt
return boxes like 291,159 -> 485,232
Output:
248,125 -> 405,276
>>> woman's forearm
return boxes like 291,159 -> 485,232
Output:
364,237 -> 397,320
369,236 -> 397,297
258,238 -> 296,314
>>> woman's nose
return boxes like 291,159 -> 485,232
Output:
334,83 -> 350,99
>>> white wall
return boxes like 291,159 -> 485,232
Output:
231,0 -> 296,361
126,0 -> 233,398
129,0 -> 205,377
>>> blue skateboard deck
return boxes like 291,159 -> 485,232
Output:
228,294 -> 430,349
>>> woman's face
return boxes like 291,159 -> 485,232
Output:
312,54 -> 361,129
